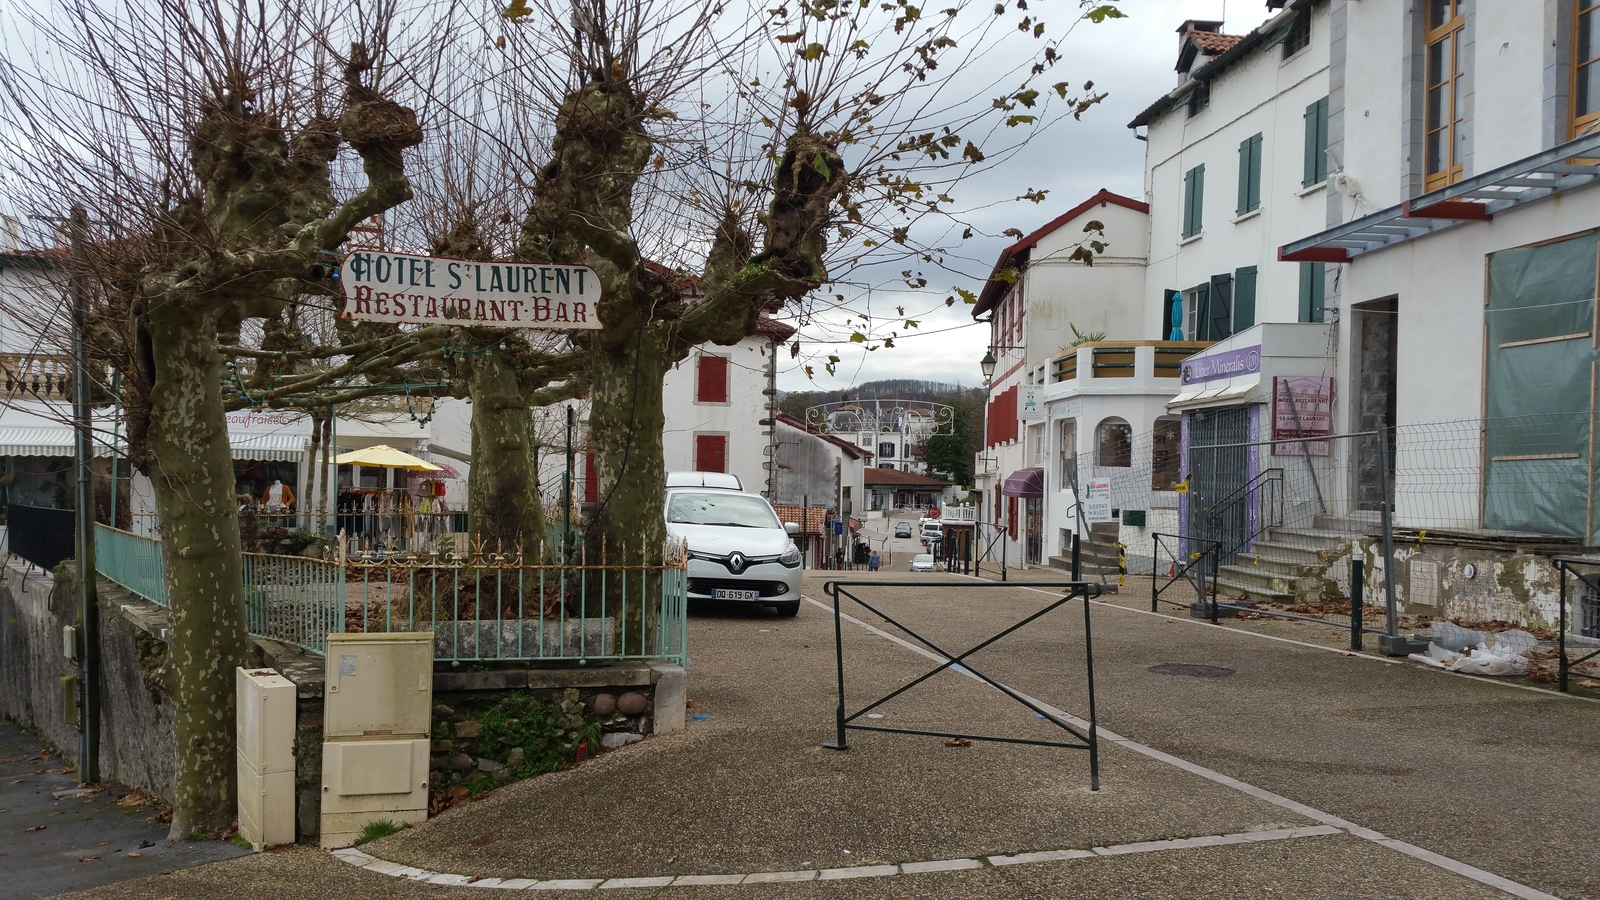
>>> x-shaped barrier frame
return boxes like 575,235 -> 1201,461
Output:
1555,558 -> 1600,693
821,580 -> 1105,791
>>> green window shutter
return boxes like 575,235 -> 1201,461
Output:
1303,98 -> 1328,187
1194,281 -> 1212,340
1183,164 -> 1205,238
1237,138 -> 1251,215
1234,266 -> 1257,330
1237,134 -> 1262,215
1298,262 -> 1325,322
1249,135 -> 1262,211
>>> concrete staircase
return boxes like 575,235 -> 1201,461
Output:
1212,514 -> 1375,604
1048,522 -> 1122,582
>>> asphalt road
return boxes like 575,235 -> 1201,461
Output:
48,569 -> 1600,898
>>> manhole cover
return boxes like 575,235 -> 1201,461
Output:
1146,663 -> 1235,678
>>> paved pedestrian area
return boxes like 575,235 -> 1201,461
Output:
0,721 -> 245,900
53,570 -> 1600,898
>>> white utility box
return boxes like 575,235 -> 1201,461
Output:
235,667 -> 297,850
320,632 -> 434,849
319,738 -> 431,847
323,632 -> 434,738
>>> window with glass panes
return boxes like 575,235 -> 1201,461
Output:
1424,0 -> 1466,190
1575,0 -> 1600,137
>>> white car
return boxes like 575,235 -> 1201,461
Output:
665,474 -> 803,616
909,553 -> 936,572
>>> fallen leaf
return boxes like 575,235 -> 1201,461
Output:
1578,679 -> 1600,689
79,856 -> 100,862
943,738 -> 972,748
468,834 -> 495,848
23,824 -> 46,832
8,780 -> 22,785
127,852 -> 141,858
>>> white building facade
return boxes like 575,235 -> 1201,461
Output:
1281,0 -> 1600,548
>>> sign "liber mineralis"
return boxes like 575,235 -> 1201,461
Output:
340,251 -> 601,330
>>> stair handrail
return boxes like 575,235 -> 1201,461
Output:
1194,467 -> 1285,565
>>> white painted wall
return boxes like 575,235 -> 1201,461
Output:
663,334 -> 778,494
1143,3 -> 1332,333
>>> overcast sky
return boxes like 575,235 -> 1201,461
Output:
774,0 -> 1249,394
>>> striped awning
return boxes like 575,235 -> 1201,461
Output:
229,433 -> 306,462
0,425 -> 77,458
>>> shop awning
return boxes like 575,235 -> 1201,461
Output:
229,433 -> 306,462
1001,467 -> 1045,499
1166,377 -> 1261,411
0,425 -> 76,458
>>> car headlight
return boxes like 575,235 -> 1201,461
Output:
779,543 -> 801,567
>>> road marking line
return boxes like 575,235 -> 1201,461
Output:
333,824 -> 1341,888
804,592 -> 1562,900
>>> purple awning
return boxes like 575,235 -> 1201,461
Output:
1000,467 -> 1044,499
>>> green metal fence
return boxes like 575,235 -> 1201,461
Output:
94,524 -> 688,665
94,524 -> 166,605
242,552 -> 347,656
343,536 -> 689,665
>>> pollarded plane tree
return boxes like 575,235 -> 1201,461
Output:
469,0 -> 1119,638
0,0 -> 449,837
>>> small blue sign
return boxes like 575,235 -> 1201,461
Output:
833,521 -> 844,535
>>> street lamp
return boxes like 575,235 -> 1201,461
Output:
979,350 -> 997,381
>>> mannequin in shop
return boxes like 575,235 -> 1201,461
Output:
262,479 -> 295,511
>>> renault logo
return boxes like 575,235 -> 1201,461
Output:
726,552 -> 747,574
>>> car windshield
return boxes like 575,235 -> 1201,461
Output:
667,491 -> 782,528
913,554 -> 934,564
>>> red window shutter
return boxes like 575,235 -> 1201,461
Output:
694,434 -> 727,473
696,355 -> 729,403
1008,497 -> 1018,539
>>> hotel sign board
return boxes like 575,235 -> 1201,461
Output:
341,251 -> 602,330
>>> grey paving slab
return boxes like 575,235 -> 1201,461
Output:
0,721 -> 246,900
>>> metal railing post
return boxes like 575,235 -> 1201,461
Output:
1558,563 -> 1569,693
1377,425 -> 1404,655
1209,545 -> 1219,625
823,582 -> 849,750
1082,587 -> 1100,792
1350,557 -> 1364,652
1071,531 -> 1081,582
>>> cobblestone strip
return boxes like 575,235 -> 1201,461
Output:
330,824 -> 1341,889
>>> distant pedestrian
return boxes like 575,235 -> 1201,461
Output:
867,550 -> 880,571
834,547 -> 845,570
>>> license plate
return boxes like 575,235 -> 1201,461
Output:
714,589 -> 759,601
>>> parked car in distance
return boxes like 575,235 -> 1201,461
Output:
894,522 -> 913,538
909,553 -> 935,572
664,473 -> 802,616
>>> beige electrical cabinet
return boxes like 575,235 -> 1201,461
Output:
235,667 -> 296,850
324,632 -> 434,738
320,632 -> 434,849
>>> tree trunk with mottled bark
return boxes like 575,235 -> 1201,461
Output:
141,305 -> 250,840
467,349 -> 546,559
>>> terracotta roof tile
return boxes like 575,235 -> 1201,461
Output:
862,468 -> 951,488
1189,30 -> 1244,53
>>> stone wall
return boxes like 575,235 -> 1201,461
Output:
1288,537 -> 1570,630
0,560 -> 178,799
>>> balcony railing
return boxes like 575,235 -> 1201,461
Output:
1,353 -> 75,401
1051,341 -> 1213,384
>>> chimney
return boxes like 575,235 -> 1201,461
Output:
1175,19 -> 1226,77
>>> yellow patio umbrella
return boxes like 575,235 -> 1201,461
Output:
333,444 -> 443,471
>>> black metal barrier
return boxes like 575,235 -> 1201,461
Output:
5,503 -> 75,570
1151,533 -> 1218,615
1554,558 -> 1600,693
820,579 -> 1105,790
